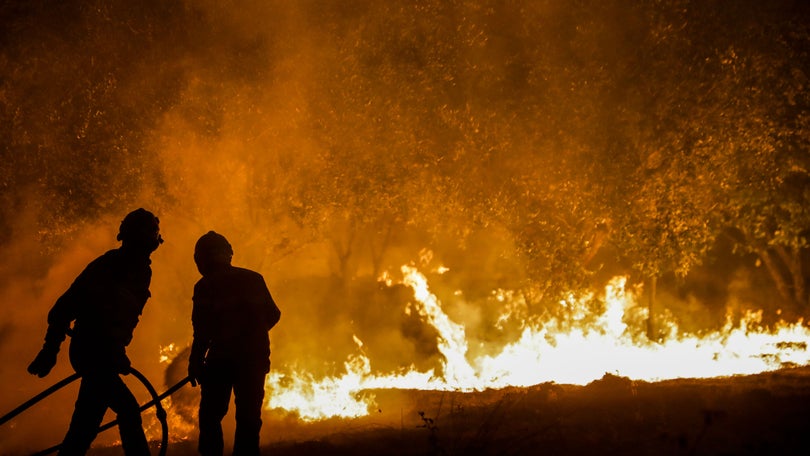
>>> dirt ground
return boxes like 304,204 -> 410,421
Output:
79,365 -> 810,456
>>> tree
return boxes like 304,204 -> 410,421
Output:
604,0 -> 810,323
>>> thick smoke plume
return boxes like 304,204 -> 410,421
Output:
1,0 -> 808,452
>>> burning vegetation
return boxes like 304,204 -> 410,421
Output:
1,0 -> 809,454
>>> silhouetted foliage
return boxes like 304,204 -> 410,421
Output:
1,0 -> 808,309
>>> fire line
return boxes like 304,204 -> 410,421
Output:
263,265 -> 810,421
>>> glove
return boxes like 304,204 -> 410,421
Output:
188,360 -> 204,387
28,346 -> 58,378
116,354 -> 132,375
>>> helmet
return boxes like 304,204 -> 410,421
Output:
194,231 -> 233,268
117,208 -> 162,248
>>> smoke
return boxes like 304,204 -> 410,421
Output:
0,1 -> 470,449
1,0 -> 806,451
0,211 -> 127,451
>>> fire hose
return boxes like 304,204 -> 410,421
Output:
0,368 -> 191,456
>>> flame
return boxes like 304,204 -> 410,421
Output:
143,397 -> 197,444
159,343 -> 179,364
265,264 -> 810,421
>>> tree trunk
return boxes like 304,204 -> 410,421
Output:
725,229 -> 806,309
756,246 -> 796,307
332,230 -> 356,285
775,245 -> 806,307
369,223 -> 392,278
336,243 -> 352,283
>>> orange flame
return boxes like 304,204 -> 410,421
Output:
264,264 -> 810,421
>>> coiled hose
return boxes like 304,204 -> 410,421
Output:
0,368 -> 190,456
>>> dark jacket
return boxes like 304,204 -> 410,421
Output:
190,265 -> 280,372
44,248 -> 152,373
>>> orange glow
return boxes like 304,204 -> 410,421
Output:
265,265 -> 810,421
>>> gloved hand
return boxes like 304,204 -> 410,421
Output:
188,360 -> 204,387
118,357 -> 132,375
27,345 -> 58,378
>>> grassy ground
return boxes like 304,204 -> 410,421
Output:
85,366 -> 810,456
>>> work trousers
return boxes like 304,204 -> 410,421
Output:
58,370 -> 150,456
198,361 -> 267,456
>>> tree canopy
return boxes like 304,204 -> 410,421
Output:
1,0 -> 808,310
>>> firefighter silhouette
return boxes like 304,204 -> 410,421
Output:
188,231 -> 281,456
27,208 -> 163,455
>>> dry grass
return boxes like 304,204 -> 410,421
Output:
83,366 -> 810,456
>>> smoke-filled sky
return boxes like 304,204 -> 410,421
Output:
1,0 -> 808,452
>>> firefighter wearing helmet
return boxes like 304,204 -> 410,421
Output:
27,208 -> 163,455
188,231 -> 281,456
